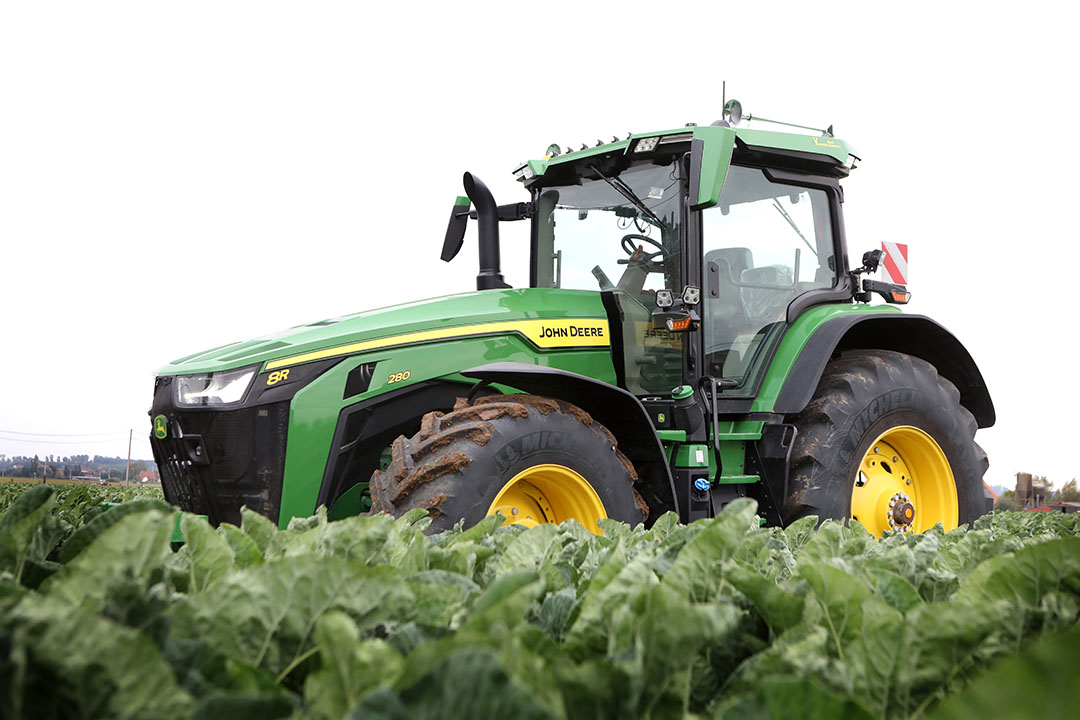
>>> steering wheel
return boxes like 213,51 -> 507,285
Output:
619,234 -> 666,264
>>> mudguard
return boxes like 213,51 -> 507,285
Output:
461,362 -> 678,521
773,314 -> 995,427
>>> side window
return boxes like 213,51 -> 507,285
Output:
702,166 -> 836,390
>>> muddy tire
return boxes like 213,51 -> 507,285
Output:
784,350 -> 990,534
369,394 -> 648,533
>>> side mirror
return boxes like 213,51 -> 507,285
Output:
441,196 -> 471,262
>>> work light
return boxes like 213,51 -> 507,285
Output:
633,136 -> 660,153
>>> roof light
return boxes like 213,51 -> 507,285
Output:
512,163 -> 535,182
633,136 -> 660,153
658,132 -> 693,145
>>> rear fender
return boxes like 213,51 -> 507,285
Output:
772,314 -> 995,427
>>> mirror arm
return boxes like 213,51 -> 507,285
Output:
458,201 -> 535,222
497,202 -> 534,221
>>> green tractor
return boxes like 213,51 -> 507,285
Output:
149,102 -> 994,537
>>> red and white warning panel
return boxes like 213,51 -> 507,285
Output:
881,242 -> 908,286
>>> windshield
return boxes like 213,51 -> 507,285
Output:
532,160 -> 682,294
532,158 -> 685,396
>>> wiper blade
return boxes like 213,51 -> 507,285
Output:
772,199 -> 817,257
588,165 -> 666,230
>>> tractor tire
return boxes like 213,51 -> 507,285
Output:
369,394 -> 648,534
784,350 -> 990,535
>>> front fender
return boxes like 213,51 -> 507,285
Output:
461,362 -> 677,521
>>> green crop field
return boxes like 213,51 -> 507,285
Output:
1,483 -> 1077,719
0,475 -> 161,488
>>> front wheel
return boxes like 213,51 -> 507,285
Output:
784,350 -> 989,535
369,394 -> 647,534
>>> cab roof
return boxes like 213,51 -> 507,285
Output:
513,122 -> 859,209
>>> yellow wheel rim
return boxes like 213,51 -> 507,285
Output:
850,425 -> 958,536
486,464 -> 607,534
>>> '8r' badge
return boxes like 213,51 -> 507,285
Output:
153,415 -> 168,440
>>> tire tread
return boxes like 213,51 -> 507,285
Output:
369,394 -> 645,529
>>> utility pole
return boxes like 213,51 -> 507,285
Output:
124,429 -> 133,486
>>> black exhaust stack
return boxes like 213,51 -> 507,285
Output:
463,172 -> 510,290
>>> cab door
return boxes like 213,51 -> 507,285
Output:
699,165 -> 842,400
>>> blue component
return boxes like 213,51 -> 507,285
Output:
693,478 -> 711,492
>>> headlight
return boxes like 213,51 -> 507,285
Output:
175,366 -> 256,407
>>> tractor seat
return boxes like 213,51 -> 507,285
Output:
703,247 -> 753,354
740,265 -> 795,326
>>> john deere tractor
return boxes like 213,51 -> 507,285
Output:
149,102 -> 994,537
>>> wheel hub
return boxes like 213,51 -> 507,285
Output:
887,492 -> 915,532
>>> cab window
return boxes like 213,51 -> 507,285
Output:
702,166 -> 836,390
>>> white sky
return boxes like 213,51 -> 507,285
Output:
1,2 -> 1076,490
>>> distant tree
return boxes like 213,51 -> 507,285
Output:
1057,479 -> 1080,503
995,490 -> 1018,512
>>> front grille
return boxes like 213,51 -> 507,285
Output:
151,394 -> 289,526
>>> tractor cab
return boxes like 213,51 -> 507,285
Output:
446,105 -> 861,408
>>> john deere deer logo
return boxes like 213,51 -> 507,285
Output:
153,415 -> 168,440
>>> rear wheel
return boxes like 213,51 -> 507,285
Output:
369,394 -> 647,534
784,350 -> 989,535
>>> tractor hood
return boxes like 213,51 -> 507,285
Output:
156,288 -> 609,377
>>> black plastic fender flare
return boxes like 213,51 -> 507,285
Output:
773,314 -> 995,428
460,362 -> 678,521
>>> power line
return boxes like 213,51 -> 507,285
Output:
0,429 -> 153,447
0,428 -> 131,437
0,436 -> 138,445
